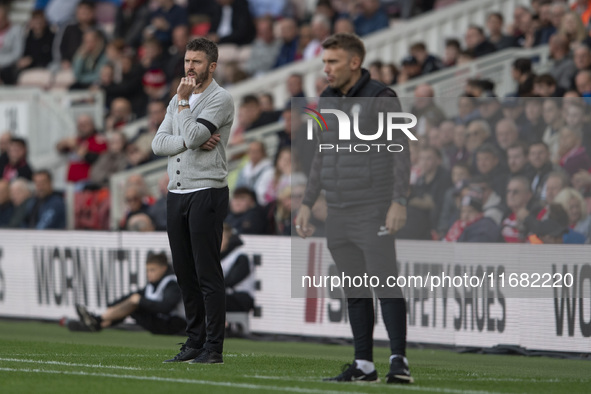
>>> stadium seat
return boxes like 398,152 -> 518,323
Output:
17,68 -> 52,89
53,69 -> 75,89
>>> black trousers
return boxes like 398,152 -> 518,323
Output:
166,187 -> 229,353
108,294 -> 185,335
326,203 -> 407,361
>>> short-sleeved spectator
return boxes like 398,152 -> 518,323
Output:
208,0 -> 256,46
465,25 -> 496,58
114,0 -> 150,48
0,5 -> 24,85
146,0 -> 187,47
25,170 -> 66,230
242,16 -> 281,77
354,0 -> 389,37
1,137 -> 33,182
56,114 -> 107,183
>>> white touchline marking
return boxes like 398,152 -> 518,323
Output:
0,367 -> 365,394
0,364 -> 520,394
0,358 -> 143,371
247,375 -> 508,394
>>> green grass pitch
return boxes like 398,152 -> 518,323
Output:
0,320 -> 589,393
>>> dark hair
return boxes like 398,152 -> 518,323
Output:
233,186 -> 257,201
529,140 -> 549,151
11,137 -> 27,149
548,203 -> 569,227
146,252 -> 169,267
452,162 -> 471,174
242,95 -> 260,106
507,142 -> 528,156
78,1 -> 95,9
322,33 -> 365,63
487,12 -> 504,23
513,58 -> 532,74
476,143 -> 500,158
31,10 -> 45,19
534,73 -> 557,86
34,169 -> 52,182
410,42 -> 427,52
186,38 -> 218,64
420,145 -> 442,160
445,38 -> 461,50
468,25 -> 485,36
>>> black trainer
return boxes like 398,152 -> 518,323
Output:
190,349 -> 224,364
66,319 -> 94,332
323,362 -> 378,382
386,355 -> 413,384
163,343 -> 204,363
75,304 -> 101,332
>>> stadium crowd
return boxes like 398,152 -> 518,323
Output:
2,0 -> 591,245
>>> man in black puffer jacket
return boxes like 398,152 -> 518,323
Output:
296,33 -> 413,384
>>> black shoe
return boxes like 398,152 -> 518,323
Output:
75,304 -> 101,332
386,355 -> 413,384
323,362 -> 378,382
66,319 -> 94,332
190,349 -> 224,364
163,343 -> 204,363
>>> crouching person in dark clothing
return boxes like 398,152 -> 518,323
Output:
69,252 -> 185,335
222,223 -> 255,312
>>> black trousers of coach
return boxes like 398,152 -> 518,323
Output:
325,202 -> 407,361
166,187 -> 229,354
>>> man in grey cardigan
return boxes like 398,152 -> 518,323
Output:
152,38 -> 234,364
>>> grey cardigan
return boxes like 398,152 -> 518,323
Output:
152,79 -> 235,191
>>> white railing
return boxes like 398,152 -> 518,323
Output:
226,0 -> 530,112
0,88 -> 104,190
394,45 -> 551,115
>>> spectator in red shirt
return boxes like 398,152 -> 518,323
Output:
56,114 -> 107,183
